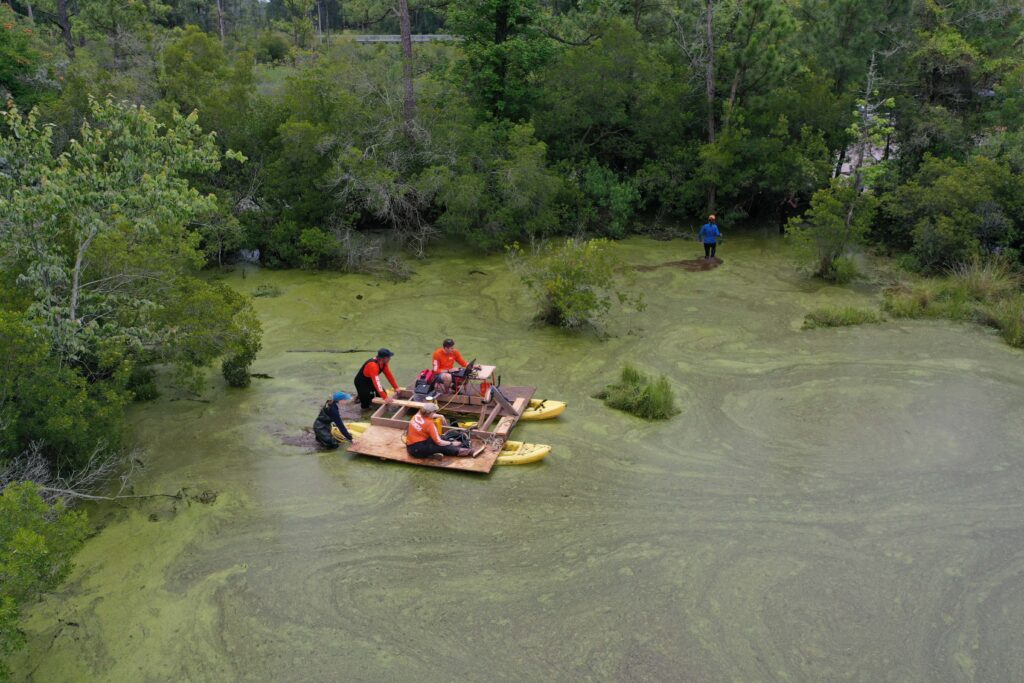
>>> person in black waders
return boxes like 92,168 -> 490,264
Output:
314,391 -> 354,449
353,348 -> 399,410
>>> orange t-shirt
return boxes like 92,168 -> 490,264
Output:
432,347 -> 468,373
407,413 -> 443,446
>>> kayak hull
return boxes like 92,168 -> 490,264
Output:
519,398 -> 566,421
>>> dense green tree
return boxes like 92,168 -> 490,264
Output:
0,5 -> 54,106
0,98 -> 261,391
879,155 -> 1024,271
446,0 -> 555,120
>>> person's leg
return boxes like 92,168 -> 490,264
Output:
406,441 -> 469,458
357,388 -> 376,410
710,242 -> 717,258
436,372 -> 453,394
407,441 -> 439,458
315,434 -> 340,449
703,242 -> 712,259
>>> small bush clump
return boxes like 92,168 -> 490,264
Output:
594,365 -> 680,420
803,306 -> 882,329
824,256 -> 861,284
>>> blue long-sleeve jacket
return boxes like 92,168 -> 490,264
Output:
699,223 -> 721,243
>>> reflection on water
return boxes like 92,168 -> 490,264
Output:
14,235 -> 1024,681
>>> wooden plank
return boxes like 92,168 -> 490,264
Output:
433,393 -> 488,407
494,397 -> 528,437
370,416 -> 411,429
348,425 -> 499,473
478,402 -> 503,431
490,386 -> 518,415
372,397 -> 433,409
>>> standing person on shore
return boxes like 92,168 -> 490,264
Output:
354,348 -> 399,409
698,215 -> 722,260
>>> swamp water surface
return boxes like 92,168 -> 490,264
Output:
13,235 -> 1024,682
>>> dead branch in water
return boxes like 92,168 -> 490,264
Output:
4,443 -> 217,509
40,487 -> 184,501
286,348 -> 374,354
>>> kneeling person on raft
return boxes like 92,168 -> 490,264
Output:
314,391 -> 354,449
354,348 -> 399,409
406,402 -> 473,458
431,338 -> 480,394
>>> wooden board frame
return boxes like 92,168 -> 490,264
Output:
349,382 -> 537,472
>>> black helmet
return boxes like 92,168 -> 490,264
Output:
377,348 -> 394,358
443,338 -> 455,347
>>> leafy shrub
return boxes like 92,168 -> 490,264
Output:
507,238 -> 644,329
0,312 -> 129,469
221,296 -> 263,389
0,482 -> 89,679
580,161 -> 641,238
826,256 -> 861,284
803,307 -> 882,328
789,179 -> 877,280
127,365 -> 159,402
298,227 -> 338,269
255,31 -> 290,64
221,354 -> 253,388
594,365 -> 680,420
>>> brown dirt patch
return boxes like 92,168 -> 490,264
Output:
635,257 -> 723,272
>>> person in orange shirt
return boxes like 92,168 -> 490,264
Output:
353,348 -> 399,409
431,338 -> 478,394
406,402 -> 473,458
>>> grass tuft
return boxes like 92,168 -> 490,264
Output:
594,365 -> 680,420
803,306 -> 882,329
978,295 -> 1024,348
882,257 -> 1024,348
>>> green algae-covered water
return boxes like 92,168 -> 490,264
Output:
13,235 -> 1024,681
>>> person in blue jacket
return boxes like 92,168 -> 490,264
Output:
314,391 -> 354,449
698,214 -> 721,260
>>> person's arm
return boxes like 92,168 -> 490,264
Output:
432,351 -> 441,372
329,403 -> 353,441
426,418 -> 447,446
454,350 -> 468,368
383,363 -> 399,390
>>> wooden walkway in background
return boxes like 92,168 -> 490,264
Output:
353,34 -> 460,44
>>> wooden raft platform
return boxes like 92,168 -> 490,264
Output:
347,370 -> 535,473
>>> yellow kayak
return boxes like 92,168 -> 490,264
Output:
345,422 -> 549,465
345,421 -> 371,438
519,398 -> 566,421
496,440 -> 551,465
